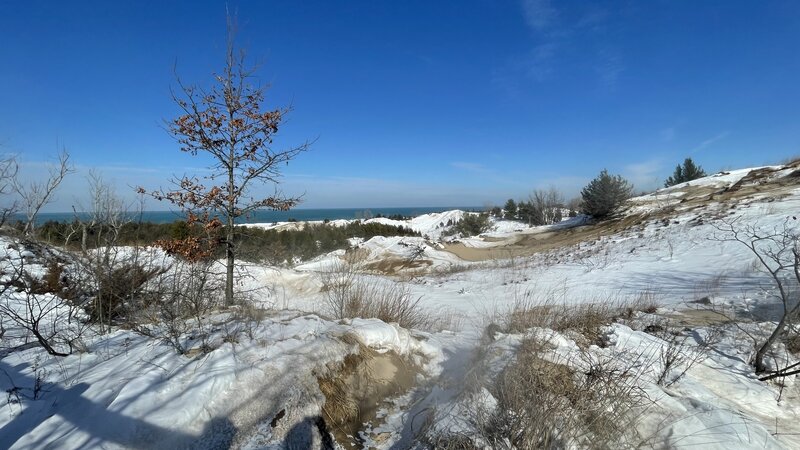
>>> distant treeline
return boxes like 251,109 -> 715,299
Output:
26,219 -> 419,265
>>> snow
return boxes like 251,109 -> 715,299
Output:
0,308 -> 445,449
4,162 -> 800,448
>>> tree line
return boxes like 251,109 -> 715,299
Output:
495,158 -> 707,223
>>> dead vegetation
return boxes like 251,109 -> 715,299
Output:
425,334 -> 652,449
317,335 -> 418,447
318,257 -> 434,330
501,291 -> 658,347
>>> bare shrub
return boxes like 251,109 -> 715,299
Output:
132,259 -> 223,354
0,244 -> 88,356
712,217 -> 800,375
0,154 -> 19,228
654,328 -> 717,387
319,259 -> 431,329
427,335 -> 650,449
528,187 -> 565,225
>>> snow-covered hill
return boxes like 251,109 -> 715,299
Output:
3,162 -> 800,448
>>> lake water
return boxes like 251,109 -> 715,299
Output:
27,206 -> 485,225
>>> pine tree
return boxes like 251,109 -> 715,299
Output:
581,169 -> 633,218
504,198 -> 517,220
665,158 -> 706,187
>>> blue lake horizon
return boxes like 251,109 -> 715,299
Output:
24,206 -> 487,226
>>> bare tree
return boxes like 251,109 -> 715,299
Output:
76,172 -> 132,255
72,173 -> 146,333
0,154 -> 18,227
530,187 -> 564,225
713,217 -> 800,375
144,18 -> 310,306
13,149 -> 74,236
566,197 -> 582,217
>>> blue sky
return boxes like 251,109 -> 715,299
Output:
1,0 -> 799,212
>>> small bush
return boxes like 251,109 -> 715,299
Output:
87,262 -> 163,324
25,260 -> 68,296
488,338 -> 646,448
446,213 -> 491,237
426,324 -> 650,448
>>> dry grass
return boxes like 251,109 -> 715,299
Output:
502,290 -> 659,346
494,339 -> 647,448
325,277 -> 431,329
319,259 -> 434,330
426,335 -> 651,449
423,290 -> 660,449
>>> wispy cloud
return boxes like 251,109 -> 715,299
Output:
594,46 -> 624,90
450,161 -> 488,172
522,0 -> 558,32
660,127 -> 676,142
495,2 -> 624,92
624,159 -> 663,192
450,161 -> 529,189
692,131 -> 730,153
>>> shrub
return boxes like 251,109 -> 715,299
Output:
664,158 -> 706,187
131,259 -> 223,354
581,170 -> 632,219
87,262 -> 162,324
319,260 -> 431,329
488,338 -> 646,448
447,213 -> 491,237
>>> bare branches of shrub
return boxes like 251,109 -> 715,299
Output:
653,325 -> 720,387
712,216 -> 800,374
132,259 -> 224,354
0,154 -> 18,227
0,243 -> 88,356
12,149 -> 74,236
427,336 -> 651,449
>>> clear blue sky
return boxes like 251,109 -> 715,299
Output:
1,0 -> 799,212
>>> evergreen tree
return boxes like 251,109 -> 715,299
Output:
503,198 -> 517,220
665,158 -> 706,187
517,200 -> 534,225
581,169 -> 633,219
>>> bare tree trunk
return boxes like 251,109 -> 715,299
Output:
226,143 -> 236,307
754,313 -> 792,372
226,220 -> 234,306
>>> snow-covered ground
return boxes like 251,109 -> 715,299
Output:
3,163 -> 800,448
